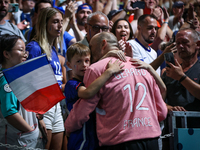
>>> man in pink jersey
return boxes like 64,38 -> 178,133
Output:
65,32 -> 167,149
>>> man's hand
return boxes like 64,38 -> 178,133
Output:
106,59 -> 125,75
163,42 -> 176,53
17,20 -> 30,30
162,7 -> 169,22
168,106 -> 186,112
64,1 -> 77,19
125,0 -> 140,11
151,7 -> 162,21
165,59 -> 185,81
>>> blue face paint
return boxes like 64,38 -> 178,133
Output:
49,26 -> 52,31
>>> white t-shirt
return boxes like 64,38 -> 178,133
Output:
128,39 -> 161,75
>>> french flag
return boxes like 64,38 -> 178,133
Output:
3,55 -> 65,114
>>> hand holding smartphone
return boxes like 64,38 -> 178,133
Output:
131,1 -> 145,9
8,3 -> 19,12
164,52 -> 175,68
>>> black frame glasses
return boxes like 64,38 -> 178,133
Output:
88,23 -> 109,32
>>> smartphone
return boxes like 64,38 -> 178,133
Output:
164,52 -> 175,68
131,1 -> 145,9
8,3 -> 19,12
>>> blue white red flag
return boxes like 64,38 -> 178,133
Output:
3,55 -> 65,114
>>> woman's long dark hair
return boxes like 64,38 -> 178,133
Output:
0,34 -> 22,64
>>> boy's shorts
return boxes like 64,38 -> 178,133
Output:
43,102 -> 64,133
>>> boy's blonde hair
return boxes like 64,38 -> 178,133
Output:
67,43 -> 90,62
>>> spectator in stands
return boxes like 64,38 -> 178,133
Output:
68,3 -> 92,42
0,34 -> 44,149
0,0 -> 26,42
111,18 -> 134,41
78,11 -> 109,47
163,28 -> 200,115
162,27 -> 200,150
168,1 -> 184,32
26,7 -> 65,150
128,14 -> 161,74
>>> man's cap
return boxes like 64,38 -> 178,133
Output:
107,10 -> 121,20
172,1 -> 184,8
77,3 -> 92,13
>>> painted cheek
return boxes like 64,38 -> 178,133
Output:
74,65 -> 79,70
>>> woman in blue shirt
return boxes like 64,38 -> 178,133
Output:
26,7 -> 65,150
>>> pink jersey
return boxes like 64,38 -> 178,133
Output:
65,57 -> 167,146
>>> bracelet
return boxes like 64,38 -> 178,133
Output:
179,74 -> 187,83
163,22 -> 168,25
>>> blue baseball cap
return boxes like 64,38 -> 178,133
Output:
77,3 -> 92,13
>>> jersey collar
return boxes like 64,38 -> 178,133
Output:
135,38 -> 151,52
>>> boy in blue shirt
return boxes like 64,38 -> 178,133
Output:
64,43 -> 124,149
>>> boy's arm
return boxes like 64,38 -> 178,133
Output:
130,58 -> 167,100
78,59 -> 124,99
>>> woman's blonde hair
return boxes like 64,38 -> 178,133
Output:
34,7 -> 63,59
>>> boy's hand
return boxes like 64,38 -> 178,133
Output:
106,59 -> 125,75
130,58 -> 151,71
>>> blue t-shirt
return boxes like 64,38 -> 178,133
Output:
26,41 -> 63,87
64,78 -> 83,111
64,78 -> 99,150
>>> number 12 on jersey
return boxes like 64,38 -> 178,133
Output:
124,83 -> 149,112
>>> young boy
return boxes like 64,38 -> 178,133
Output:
64,43 -> 124,150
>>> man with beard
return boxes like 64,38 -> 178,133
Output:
0,0 -> 26,42
128,14 -> 161,75
68,3 -> 92,42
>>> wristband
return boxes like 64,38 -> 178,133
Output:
163,22 -> 168,25
179,74 -> 187,83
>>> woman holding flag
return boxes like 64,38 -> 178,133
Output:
26,7 -> 65,150
0,34 -> 44,149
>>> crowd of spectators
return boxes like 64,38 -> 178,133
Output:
0,0 -> 200,149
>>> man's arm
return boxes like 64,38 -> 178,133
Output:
166,59 -> 200,100
150,42 -> 175,71
62,1 -> 77,32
